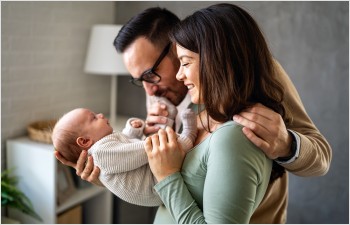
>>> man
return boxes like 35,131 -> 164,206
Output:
55,7 -> 331,223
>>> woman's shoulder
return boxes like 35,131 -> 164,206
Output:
212,120 -> 244,138
208,120 -> 263,157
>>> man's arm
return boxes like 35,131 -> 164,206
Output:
234,60 -> 332,177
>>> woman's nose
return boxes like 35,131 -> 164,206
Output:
176,69 -> 185,81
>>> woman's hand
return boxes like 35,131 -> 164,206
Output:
144,127 -> 186,182
54,150 -> 104,186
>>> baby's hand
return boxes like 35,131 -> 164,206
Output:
130,119 -> 143,128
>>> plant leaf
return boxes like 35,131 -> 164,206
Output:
1,169 -> 43,221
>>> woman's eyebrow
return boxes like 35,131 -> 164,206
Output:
178,55 -> 193,60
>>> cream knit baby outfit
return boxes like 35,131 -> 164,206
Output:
88,108 -> 196,206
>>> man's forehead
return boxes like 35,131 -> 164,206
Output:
123,37 -> 160,77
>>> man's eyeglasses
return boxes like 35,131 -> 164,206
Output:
130,43 -> 171,87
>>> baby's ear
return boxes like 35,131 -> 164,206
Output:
76,137 -> 93,148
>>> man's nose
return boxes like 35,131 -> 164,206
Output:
143,82 -> 158,95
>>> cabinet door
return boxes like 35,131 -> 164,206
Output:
7,137 -> 113,224
7,137 -> 56,224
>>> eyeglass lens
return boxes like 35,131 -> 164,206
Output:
130,43 -> 171,87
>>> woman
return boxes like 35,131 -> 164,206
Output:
145,3 -> 289,223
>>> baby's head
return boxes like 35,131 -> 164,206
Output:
52,108 -> 113,163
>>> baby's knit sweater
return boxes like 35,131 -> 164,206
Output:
87,109 -> 196,206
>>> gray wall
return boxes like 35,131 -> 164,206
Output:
115,1 -> 349,224
1,1 -> 121,220
1,1 -> 117,169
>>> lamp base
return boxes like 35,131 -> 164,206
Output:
110,75 -> 117,127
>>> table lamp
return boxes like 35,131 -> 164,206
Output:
84,24 -> 128,126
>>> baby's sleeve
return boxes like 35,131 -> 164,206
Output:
122,118 -> 145,139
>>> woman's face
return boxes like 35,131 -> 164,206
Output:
175,44 -> 201,104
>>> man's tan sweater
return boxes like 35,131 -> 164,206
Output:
250,61 -> 332,223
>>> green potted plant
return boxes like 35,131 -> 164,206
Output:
1,168 -> 42,222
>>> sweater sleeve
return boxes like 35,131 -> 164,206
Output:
90,133 -> 148,174
154,123 -> 272,223
274,60 -> 332,176
90,133 -> 163,207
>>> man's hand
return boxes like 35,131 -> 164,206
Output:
144,100 -> 171,136
233,103 -> 293,160
54,150 -> 104,186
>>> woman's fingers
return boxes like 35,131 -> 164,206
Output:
158,127 -> 179,151
166,126 -> 177,144
144,137 -> 153,154
158,129 -> 168,149
151,133 -> 160,148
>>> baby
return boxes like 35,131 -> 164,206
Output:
52,98 -> 197,207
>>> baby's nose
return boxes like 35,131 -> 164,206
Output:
97,113 -> 104,119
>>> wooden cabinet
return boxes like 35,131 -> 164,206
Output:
6,137 -> 113,224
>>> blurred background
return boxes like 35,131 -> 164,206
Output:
1,1 -> 348,224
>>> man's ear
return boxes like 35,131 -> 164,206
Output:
76,137 -> 93,148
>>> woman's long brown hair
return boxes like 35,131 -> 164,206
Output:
170,3 -> 290,182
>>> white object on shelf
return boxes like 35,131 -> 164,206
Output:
6,137 -> 113,224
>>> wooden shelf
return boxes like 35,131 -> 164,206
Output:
57,185 -> 106,214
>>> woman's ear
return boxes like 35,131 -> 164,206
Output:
76,137 -> 93,148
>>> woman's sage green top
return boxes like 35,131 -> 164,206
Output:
153,121 -> 272,224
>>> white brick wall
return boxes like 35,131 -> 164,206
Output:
1,2 -> 117,169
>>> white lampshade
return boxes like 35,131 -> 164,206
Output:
84,24 -> 128,127
84,24 -> 128,75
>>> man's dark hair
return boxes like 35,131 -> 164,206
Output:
114,7 -> 180,52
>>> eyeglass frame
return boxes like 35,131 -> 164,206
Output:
129,42 -> 172,87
